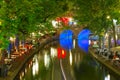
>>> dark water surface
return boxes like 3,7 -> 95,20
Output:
17,41 -> 118,80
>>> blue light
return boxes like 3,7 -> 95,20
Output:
78,29 -> 91,53
59,30 -> 73,50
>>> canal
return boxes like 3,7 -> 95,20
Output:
16,40 -> 118,80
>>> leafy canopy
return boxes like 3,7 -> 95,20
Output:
0,0 -> 73,49
74,0 -> 120,34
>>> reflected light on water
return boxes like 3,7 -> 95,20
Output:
32,58 -> 39,76
22,72 -> 24,78
75,53 -> 77,64
69,50 -> 72,65
28,60 -> 33,69
73,39 -> 76,49
20,71 -> 24,80
104,74 -> 110,80
44,52 -> 50,69
20,75 -> 22,80
29,63 -> 31,68
25,68 -> 27,73
50,47 -> 57,58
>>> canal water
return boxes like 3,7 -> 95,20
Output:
17,40 -> 118,80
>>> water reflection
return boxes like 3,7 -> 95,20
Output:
50,47 -> 57,58
44,51 -> 50,69
69,50 -> 72,66
18,41 -> 118,80
105,74 -> 110,80
74,55 -> 103,80
73,39 -> 76,49
32,56 -> 39,76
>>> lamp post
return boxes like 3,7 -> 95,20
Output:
108,29 -> 112,50
113,19 -> 117,47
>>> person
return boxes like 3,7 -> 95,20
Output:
112,51 -> 120,66
113,51 -> 119,60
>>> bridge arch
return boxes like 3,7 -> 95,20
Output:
59,27 -> 91,53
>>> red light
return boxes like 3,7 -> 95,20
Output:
56,17 -> 69,26
61,49 -> 66,58
57,48 -> 61,59
57,48 -> 66,59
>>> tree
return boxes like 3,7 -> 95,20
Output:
0,0 -> 74,49
74,0 -> 120,47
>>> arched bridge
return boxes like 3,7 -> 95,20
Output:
56,26 -> 85,38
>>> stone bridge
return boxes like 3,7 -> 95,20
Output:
56,26 -> 85,38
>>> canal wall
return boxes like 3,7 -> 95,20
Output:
89,48 -> 120,79
0,35 -> 59,80
13,36 -> 59,80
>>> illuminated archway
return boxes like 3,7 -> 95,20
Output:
59,30 -> 73,50
77,29 -> 91,53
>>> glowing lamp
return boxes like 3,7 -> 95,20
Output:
78,29 -> 91,53
57,48 -> 66,59
61,49 -> 66,58
59,30 -> 73,50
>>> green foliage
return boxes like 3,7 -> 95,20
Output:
0,0 -> 72,49
74,0 -> 120,34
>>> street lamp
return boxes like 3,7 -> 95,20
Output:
106,15 -> 110,19
0,21 -> 2,25
10,37 -> 15,42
